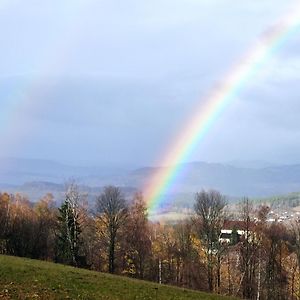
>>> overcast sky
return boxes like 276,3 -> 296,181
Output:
0,0 -> 300,167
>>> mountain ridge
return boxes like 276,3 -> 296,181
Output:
1,158 -> 300,204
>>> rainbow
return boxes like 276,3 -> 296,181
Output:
145,4 -> 300,214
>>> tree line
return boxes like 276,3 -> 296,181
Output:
1,184 -> 300,299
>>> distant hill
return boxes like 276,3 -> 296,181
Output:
0,255 -> 235,300
0,180 -> 137,204
254,191 -> 300,209
1,158 -> 300,207
0,157 -> 130,186
126,162 -> 300,198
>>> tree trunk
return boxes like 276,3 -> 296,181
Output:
109,233 -> 116,274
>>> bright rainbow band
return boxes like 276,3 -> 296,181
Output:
145,4 -> 300,214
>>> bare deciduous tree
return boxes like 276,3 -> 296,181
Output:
96,185 -> 128,274
237,198 -> 258,299
123,192 -> 151,279
194,189 -> 226,292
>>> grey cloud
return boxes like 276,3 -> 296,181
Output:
0,0 -> 299,166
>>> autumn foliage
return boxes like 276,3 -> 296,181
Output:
0,187 -> 300,299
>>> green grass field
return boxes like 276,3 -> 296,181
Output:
0,255 -> 236,300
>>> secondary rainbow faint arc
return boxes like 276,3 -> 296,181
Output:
145,5 -> 300,214
0,1 -> 92,158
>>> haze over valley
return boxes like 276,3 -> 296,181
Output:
2,157 -> 300,210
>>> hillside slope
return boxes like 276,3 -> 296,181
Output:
0,255 -> 236,300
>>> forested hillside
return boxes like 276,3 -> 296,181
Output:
1,185 -> 300,299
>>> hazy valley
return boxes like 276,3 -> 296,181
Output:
1,158 -> 300,209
